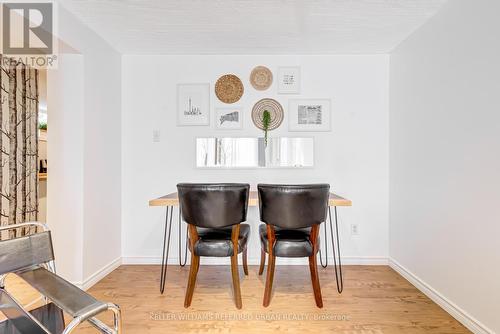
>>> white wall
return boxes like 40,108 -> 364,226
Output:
47,5 -> 122,287
122,55 -> 389,265
389,0 -> 500,333
47,54 -> 84,284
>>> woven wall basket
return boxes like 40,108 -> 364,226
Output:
251,98 -> 284,130
215,74 -> 244,104
250,66 -> 273,91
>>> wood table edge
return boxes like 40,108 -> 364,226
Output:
149,193 -> 352,207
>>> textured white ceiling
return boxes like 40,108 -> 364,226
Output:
58,0 -> 447,54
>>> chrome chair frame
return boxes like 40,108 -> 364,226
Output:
0,222 -> 122,334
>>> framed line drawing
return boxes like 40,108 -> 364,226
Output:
177,83 -> 210,126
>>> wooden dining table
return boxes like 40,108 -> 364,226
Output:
149,191 -> 352,294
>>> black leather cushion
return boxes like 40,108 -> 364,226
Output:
259,224 -> 318,258
258,184 -> 330,229
178,183 -> 250,228
193,224 -> 250,257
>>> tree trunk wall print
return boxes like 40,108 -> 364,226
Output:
8,63 -> 18,232
34,70 -> 39,224
20,64 -> 27,233
0,57 -> 40,238
0,55 -> 3,225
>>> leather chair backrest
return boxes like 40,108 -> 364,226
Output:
258,184 -> 330,229
177,183 -> 250,228
0,231 -> 54,275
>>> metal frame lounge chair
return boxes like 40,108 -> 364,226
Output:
0,222 -> 121,334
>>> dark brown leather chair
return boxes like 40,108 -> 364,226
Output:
257,183 -> 330,308
177,183 -> 250,309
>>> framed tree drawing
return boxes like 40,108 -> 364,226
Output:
277,66 -> 301,94
215,107 -> 243,130
177,84 -> 210,126
289,99 -> 331,132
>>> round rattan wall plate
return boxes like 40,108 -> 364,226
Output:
215,74 -> 244,104
250,66 -> 273,91
251,98 -> 284,130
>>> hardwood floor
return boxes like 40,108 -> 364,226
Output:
3,265 -> 470,334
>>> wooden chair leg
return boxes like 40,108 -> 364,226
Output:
242,248 -> 249,276
230,253 -> 243,309
258,248 -> 266,275
263,254 -> 276,307
184,255 -> 200,308
308,254 -> 323,308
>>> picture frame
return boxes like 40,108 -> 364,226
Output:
177,83 -> 210,126
277,66 -> 301,94
215,107 -> 243,130
289,99 -> 331,132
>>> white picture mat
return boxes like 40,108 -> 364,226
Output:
289,99 -> 331,132
177,83 -> 210,126
278,66 -> 301,94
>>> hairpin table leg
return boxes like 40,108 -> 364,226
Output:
160,206 -> 173,294
318,218 -> 329,268
178,206 -> 188,267
330,206 -> 344,293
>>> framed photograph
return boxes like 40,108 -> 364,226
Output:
278,66 -> 301,94
215,107 -> 243,130
289,99 -> 331,132
177,84 -> 210,126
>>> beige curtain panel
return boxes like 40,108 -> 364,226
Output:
0,55 -> 40,237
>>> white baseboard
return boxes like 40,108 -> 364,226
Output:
341,256 -> 388,265
122,256 -> 388,266
389,258 -> 493,334
81,257 -> 122,291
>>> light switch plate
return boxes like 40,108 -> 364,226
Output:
351,224 -> 359,236
153,129 -> 160,142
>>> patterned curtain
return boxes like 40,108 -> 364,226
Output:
0,55 -> 40,237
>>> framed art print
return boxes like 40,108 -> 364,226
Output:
215,107 -> 243,130
177,83 -> 210,126
278,66 -> 301,94
289,99 -> 331,132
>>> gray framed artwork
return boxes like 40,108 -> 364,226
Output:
289,99 -> 331,132
215,107 -> 243,130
